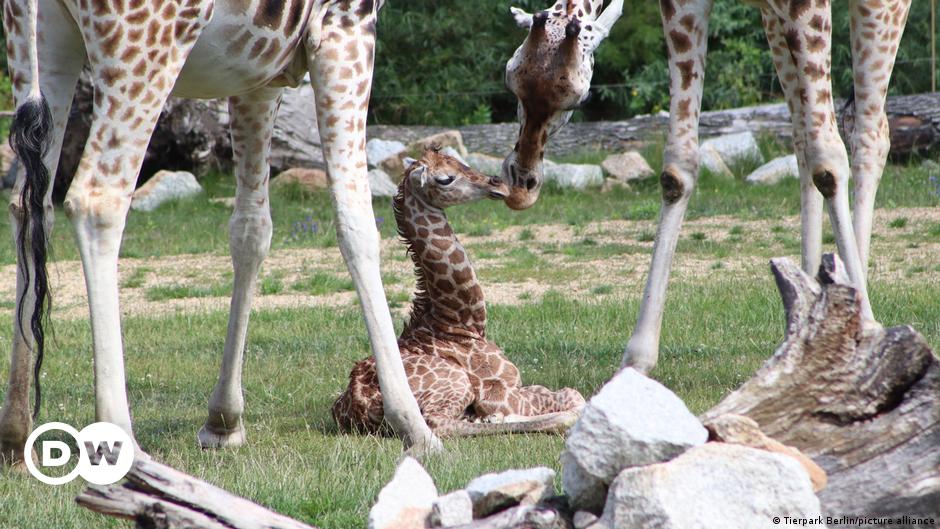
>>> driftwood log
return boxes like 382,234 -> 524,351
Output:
704,254 -> 940,520
77,254 -> 938,528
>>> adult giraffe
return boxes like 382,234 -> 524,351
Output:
503,0 -> 910,372
0,0 -> 440,468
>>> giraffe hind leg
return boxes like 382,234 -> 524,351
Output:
199,87 -> 282,449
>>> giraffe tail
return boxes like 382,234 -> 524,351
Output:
8,0 -> 54,421
437,410 -> 582,437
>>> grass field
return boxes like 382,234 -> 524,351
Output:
0,151 -> 938,528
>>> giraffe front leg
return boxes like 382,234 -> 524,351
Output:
199,88 -> 280,449
623,0 -> 713,373
848,0 -> 912,279
0,0 -> 84,469
63,2 -> 212,440
775,2 -> 873,321
307,6 -> 441,455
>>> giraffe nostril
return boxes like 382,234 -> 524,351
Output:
526,178 -> 537,191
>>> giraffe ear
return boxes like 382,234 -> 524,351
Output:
406,159 -> 429,187
510,7 -> 533,29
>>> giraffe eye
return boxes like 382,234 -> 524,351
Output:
435,175 -> 456,186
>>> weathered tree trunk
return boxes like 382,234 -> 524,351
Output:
76,456 -> 319,529
704,254 -> 940,522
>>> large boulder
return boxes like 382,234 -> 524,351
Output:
367,138 -> 407,168
601,151 -> 655,183
544,161 -> 604,189
131,170 -> 203,212
700,131 -> 763,170
466,152 -> 504,176
704,414 -> 827,492
368,457 -> 438,529
745,154 -> 799,185
698,146 -> 733,178
369,168 -> 399,197
597,443 -> 822,529
562,368 -> 708,513
271,167 -> 329,194
410,130 -> 468,158
430,490 -> 473,527
465,467 -> 555,519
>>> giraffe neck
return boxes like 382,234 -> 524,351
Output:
394,186 -> 486,339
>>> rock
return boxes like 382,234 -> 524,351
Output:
544,163 -> 604,189
440,146 -> 468,166
562,368 -> 708,513
700,131 -> 763,168
698,146 -> 733,178
271,167 -> 329,194
409,130 -> 468,158
379,154 -> 408,179
465,467 -> 555,518
367,138 -> 407,168
0,143 -> 15,177
131,170 -> 203,212
703,414 -> 827,492
466,152 -> 504,176
430,490 -> 473,528
368,457 -> 438,529
601,151 -> 655,183
598,443 -> 822,529
745,154 -> 799,185
369,169 -> 399,197
573,510 -> 600,529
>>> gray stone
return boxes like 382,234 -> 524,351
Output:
368,457 -> 438,529
573,510 -> 600,529
598,443 -> 822,529
700,131 -> 763,168
131,170 -> 203,212
562,368 -> 708,513
369,169 -> 399,197
466,152 -> 504,176
430,490 -> 473,527
745,154 -> 799,185
367,138 -> 407,168
698,146 -> 733,178
465,467 -> 555,518
601,151 -> 655,183
544,162 -> 604,189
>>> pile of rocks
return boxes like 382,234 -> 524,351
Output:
369,459 -> 564,529
371,368 -> 827,529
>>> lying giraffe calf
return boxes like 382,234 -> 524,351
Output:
333,149 -> 585,436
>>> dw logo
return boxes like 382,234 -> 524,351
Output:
24,422 -> 135,485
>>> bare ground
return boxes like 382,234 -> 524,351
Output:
0,207 -> 936,322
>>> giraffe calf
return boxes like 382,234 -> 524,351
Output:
332,149 -> 585,436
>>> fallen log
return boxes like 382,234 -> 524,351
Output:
704,254 -> 940,521
76,456 -> 318,529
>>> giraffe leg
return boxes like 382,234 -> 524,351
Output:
848,0 -> 912,278
199,88 -> 281,449
772,1 -> 873,321
760,9 -> 823,274
307,4 -> 440,455
0,0 -> 84,469
62,4 -> 212,438
623,0 -> 713,373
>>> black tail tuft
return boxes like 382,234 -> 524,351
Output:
8,95 -> 54,421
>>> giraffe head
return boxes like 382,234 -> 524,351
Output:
502,0 -> 622,209
403,149 -> 510,209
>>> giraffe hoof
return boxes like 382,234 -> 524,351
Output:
197,422 -> 246,449
404,434 -> 444,459
482,413 -> 506,424
0,445 -> 36,473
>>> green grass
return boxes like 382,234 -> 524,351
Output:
0,160 -> 938,528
